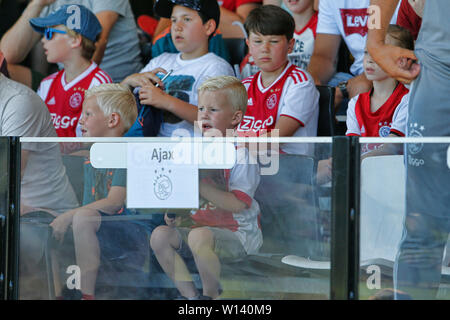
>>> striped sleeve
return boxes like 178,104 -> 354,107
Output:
279,68 -> 319,127
345,95 -> 361,136
390,93 -> 409,137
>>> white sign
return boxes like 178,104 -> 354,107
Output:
127,143 -> 199,208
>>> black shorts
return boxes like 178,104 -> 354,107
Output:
97,212 -> 149,267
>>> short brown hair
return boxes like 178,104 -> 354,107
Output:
387,24 -> 414,51
244,5 -> 295,40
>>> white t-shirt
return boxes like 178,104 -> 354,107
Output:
191,147 -> 262,254
140,52 -> 235,137
317,0 -> 399,75
0,74 -> 79,213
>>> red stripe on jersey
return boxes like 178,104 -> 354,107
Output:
346,133 -> 360,137
232,190 -> 252,209
292,68 -> 308,82
280,114 -> 305,127
99,70 -> 112,83
390,128 -> 405,137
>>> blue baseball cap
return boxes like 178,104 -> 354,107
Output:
29,4 -> 102,42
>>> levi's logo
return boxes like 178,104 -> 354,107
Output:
340,8 -> 369,37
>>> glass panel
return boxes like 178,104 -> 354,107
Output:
17,138 -> 332,300
0,137 -> 7,220
359,138 -> 450,300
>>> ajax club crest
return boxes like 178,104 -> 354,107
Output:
153,168 -> 172,200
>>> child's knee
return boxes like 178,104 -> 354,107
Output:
72,208 -> 100,231
150,225 -> 176,250
187,228 -> 214,253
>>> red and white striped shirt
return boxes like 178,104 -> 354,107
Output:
37,63 -> 112,137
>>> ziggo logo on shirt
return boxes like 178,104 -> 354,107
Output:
237,115 -> 275,133
51,113 -> 78,129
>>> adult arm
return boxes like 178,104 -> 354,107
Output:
0,0 -> 54,64
219,3 -> 261,38
307,33 -> 341,85
92,10 -> 119,65
199,181 -> 247,213
367,0 -> 420,83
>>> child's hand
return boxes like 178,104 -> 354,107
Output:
121,68 -> 167,89
316,157 -> 332,185
164,213 -> 176,228
49,213 -> 72,243
139,84 -> 168,109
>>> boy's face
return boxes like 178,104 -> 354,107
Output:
197,90 -> 242,137
283,0 -> 314,14
41,25 -> 72,63
79,96 -> 109,137
170,5 -> 214,59
364,35 -> 399,82
246,32 -> 295,74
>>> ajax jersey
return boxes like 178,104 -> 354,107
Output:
37,63 -> 112,137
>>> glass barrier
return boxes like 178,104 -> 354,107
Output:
358,137 -> 450,300
17,137 -> 333,300
0,137 -> 8,298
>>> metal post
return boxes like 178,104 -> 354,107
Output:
5,137 -> 20,300
330,136 -> 360,300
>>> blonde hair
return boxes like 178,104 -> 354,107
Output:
63,26 -> 97,60
198,76 -> 248,114
85,83 -> 137,132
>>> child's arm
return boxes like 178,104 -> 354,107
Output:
139,85 -> 199,124
121,68 -> 167,89
199,181 -> 247,213
49,186 -> 126,242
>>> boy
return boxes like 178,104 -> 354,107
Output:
30,5 -> 112,138
346,25 -> 413,155
150,76 -> 262,300
237,5 -> 319,156
241,0 -> 318,78
121,0 -> 235,138
49,84 -> 147,300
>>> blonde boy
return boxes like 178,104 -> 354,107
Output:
49,84 -> 146,300
150,76 -> 262,300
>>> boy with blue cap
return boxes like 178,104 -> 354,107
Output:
30,4 -> 112,140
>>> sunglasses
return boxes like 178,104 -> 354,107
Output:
44,27 -> 67,40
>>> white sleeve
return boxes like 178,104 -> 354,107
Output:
36,76 -> 54,102
317,0 -> 340,35
279,77 -> 319,127
345,95 -> 361,136
197,58 -> 235,86
229,148 -> 260,207
390,93 -> 409,136
139,54 -> 160,73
